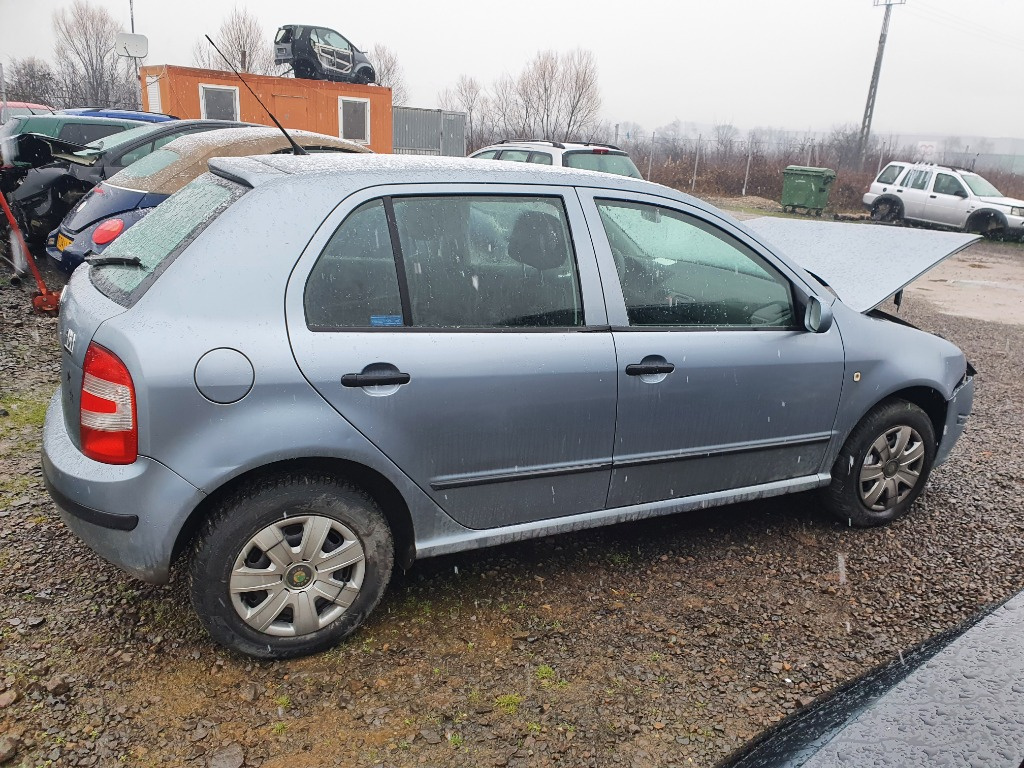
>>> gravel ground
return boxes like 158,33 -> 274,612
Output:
1,242 -> 1022,768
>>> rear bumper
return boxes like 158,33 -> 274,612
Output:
41,389 -> 206,583
935,367 -> 975,467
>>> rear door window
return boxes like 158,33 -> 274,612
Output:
528,152 -> 553,165
497,150 -> 530,162
90,173 -> 247,305
907,170 -> 932,190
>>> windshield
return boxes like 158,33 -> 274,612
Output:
961,173 -> 1002,198
563,150 -> 643,179
76,124 -> 164,156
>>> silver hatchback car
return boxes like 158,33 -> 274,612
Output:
43,155 -> 975,658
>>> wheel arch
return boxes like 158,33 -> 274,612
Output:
862,386 -> 947,447
966,208 -> 1007,234
871,194 -> 903,213
171,457 -> 416,570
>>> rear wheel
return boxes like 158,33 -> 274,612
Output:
823,399 -> 936,527
190,473 -> 394,658
871,199 -> 903,224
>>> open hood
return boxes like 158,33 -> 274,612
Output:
0,132 -> 94,169
745,218 -> 980,312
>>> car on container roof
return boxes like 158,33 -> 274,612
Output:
47,126 -> 371,272
274,24 -> 375,84
44,154 -> 974,658
470,139 -> 643,178
5,118 -> 249,241
864,160 -> 1024,241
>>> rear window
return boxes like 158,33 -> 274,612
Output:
562,151 -> 642,178
876,164 -> 904,184
90,173 -> 247,305
112,148 -> 180,181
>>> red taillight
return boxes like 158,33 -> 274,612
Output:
92,218 -> 125,245
592,148 -> 609,155
80,342 -> 137,464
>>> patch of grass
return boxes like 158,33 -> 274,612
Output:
447,733 -> 464,748
271,722 -> 287,736
496,693 -> 523,715
0,394 -> 49,433
535,665 -> 555,682
526,722 -> 542,734
275,694 -> 291,709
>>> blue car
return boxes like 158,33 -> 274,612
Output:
58,108 -> 178,123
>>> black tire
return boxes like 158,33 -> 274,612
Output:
871,198 -> 903,224
823,399 -> 936,527
190,472 -> 394,659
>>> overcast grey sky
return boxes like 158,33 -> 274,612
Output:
2,0 -> 1022,139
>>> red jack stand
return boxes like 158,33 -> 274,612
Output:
1,189 -> 61,315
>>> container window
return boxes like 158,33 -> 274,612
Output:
339,97 -> 370,144
199,85 -> 239,121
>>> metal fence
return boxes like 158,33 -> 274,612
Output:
393,107 -> 467,157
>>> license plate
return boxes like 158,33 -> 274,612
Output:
56,233 -> 72,252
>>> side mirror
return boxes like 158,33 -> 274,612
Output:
954,188 -> 968,198
804,295 -> 833,333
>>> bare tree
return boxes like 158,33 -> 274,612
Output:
52,0 -> 139,108
367,44 -> 408,105
3,57 -> 56,104
193,7 -> 275,75
713,123 -> 738,158
440,75 -> 486,149
439,48 -> 602,148
558,49 -> 601,142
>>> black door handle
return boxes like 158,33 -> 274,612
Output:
626,362 -> 675,376
929,194 -> 937,198
341,372 -> 411,387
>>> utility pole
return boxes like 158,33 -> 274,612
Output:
857,0 -> 904,169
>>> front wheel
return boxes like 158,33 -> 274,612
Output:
823,399 -> 936,527
190,473 -> 394,658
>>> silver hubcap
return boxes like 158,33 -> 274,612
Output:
859,425 -> 926,511
229,515 -> 366,637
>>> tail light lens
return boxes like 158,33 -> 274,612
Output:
92,218 -> 125,245
80,342 -> 138,464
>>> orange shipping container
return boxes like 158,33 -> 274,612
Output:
140,64 -> 393,153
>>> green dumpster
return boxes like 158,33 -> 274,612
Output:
781,165 -> 836,216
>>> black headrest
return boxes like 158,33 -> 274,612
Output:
507,210 -> 568,271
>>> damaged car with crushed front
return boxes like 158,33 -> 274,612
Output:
42,155 -> 975,658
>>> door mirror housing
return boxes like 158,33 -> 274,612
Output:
804,295 -> 833,333
954,188 -> 968,198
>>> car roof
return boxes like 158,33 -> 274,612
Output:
208,153 -> 676,198
108,127 -> 371,195
479,140 -> 628,154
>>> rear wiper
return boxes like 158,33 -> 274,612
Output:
85,254 -> 143,268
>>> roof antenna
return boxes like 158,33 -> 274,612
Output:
204,34 -> 307,156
